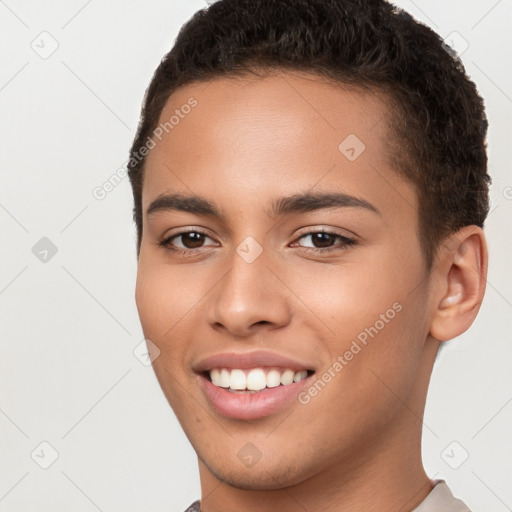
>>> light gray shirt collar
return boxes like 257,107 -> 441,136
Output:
184,479 -> 471,512
412,480 -> 471,512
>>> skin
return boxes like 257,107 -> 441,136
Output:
134,71 -> 488,512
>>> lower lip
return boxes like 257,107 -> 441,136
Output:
199,373 -> 313,420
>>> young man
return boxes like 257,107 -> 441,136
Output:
127,1 -> 490,510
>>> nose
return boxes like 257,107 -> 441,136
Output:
208,244 -> 291,338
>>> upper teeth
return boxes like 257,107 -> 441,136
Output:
209,368 -> 309,391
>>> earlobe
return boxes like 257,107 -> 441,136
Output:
429,226 -> 488,342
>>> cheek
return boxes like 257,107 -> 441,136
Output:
134,255 -> 221,391
294,257 -> 402,338
134,260 -> 186,383
298,254 -> 427,403
297,305 -> 425,453
135,262 -> 163,337
134,259 -> 198,410
135,256 -> 204,339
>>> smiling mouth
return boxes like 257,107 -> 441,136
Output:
202,367 -> 316,393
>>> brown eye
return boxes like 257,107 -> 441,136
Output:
306,232 -> 337,248
294,230 -> 356,253
160,230 -> 216,252
178,232 -> 207,249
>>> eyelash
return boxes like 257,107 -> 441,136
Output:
158,228 -> 356,256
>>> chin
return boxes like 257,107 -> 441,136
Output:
198,450 -> 317,491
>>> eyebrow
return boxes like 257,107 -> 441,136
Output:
146,191 -> 381,220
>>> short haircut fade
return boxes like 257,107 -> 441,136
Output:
127,0 -> 491,267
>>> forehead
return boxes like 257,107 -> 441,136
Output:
142,71 -> 413,219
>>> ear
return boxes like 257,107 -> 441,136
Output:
429,226 -> 488,342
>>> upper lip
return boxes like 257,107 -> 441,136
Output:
193,350 -> 315,373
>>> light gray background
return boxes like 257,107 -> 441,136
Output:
1,1 -> 511,511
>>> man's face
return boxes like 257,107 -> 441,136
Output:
135,72 -> 434,489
